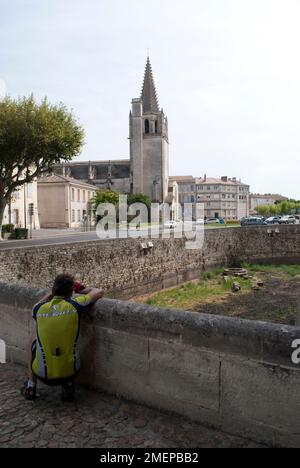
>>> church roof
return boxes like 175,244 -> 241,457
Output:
141,57 -> 160,113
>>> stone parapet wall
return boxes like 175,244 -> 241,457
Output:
0,284 -> 299,447
0,225 -> 299,299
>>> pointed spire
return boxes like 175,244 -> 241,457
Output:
141,57 -> 160,113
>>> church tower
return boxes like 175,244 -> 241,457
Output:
130,57 -> 169,203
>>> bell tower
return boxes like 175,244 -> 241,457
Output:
130,57 -> 169,203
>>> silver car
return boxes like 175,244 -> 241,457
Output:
281,215 -> 297,224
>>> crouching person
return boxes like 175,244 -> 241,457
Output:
21,273 -> 104,402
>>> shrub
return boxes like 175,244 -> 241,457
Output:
1,224 -> 14,234
225,220 -> 240,225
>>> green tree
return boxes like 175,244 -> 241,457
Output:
92,189 -> 120,209
257,200 -> 300,217
92,189 -> 120,225
279,201 -> 289,216
0,95 -> 84,239
256,205 -> 270,217
128,193 -> 151,209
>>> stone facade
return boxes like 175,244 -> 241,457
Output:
195,176 -> 250,220
37,175 -> 96,228
2,181 -> 40,231
55,160 -> 132,194
130,58 -> 169,203
0,225 -> 298,298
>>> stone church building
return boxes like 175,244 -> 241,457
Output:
55,57 -> 177,207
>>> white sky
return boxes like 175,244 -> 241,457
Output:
1,0 -> 299,198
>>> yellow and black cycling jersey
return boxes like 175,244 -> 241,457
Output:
31,295 -> 91,381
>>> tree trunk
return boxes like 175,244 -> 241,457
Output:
0,197 -> 7,241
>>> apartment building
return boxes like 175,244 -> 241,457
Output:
195,176 -> 250,220
170,175 -> 250,221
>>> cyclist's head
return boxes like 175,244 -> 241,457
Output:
52,274 -> 75,298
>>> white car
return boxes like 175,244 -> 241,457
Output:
196,218 -> 205,225
281,215 -> 297,224
163,220 -> 178,229
205,218 -> 220,225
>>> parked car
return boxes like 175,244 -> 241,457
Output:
280,215 -> 297,224
205,218 -> 220,225
164,220 -> 178,229
266,216 -> 282,224
241,217 -> 267,226
196,218 -> 205,225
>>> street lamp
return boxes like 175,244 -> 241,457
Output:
28,203 -> 34,239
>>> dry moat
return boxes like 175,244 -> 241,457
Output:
134,265 -> 300,326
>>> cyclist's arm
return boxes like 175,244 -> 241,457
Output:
81,287 -> 104,304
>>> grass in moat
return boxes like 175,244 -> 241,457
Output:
136,265 -> 300,325
144,269 -> 253,309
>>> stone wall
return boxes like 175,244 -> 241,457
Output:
0,225 -> 298,299
0,283 -> 299,447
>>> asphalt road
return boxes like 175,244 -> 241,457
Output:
0,225 -> 221,250
0,231 -> 104,250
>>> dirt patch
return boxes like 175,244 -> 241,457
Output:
192,273 -> 300,325
133,268 -> 300,326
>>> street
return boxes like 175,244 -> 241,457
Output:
0,224 -> 230,250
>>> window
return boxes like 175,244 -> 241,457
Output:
27,184 -> 34,199
72,210 -> 75,223
77,189 -> 80,202
78,210 -> 81,222
155,121 -> 158,133
11,190 -> 20,201
145,119 -> 150,134
83,191 -> 86,203
13,209 -> 19,225
88,191 -> 90,200
71,188 -> 75,202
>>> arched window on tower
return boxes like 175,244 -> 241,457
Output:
145,119 -> 150,134
155,121 -> 158,133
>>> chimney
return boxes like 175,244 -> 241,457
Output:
221,176 -> 228,182
204,173 -> 207,182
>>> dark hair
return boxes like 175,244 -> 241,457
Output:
52,274 -> 75,298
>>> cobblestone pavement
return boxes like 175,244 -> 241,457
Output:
0,363 -> 265,448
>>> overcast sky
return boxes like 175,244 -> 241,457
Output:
1,0 -> 300,198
